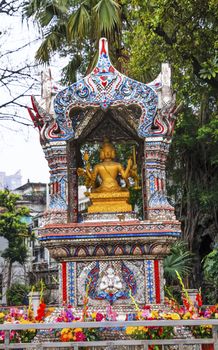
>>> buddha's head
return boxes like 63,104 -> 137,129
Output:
100,139 -> 116,161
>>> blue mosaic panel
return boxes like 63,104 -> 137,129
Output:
145,260 -> 155,304
67,262 -> 76,305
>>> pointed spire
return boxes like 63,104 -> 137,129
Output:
92,38 -> 115,76
99,37 -> 109,57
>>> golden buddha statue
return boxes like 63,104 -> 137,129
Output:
77,139 -> 139,213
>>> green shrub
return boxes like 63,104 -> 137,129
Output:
6,283 -> 30,306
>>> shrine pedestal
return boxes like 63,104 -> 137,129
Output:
87,191 -> 132,213
39,218 -> 180,309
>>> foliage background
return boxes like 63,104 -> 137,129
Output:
20,0 -> 218,301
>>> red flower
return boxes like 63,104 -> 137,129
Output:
75,331 -> 86,341
182,297 -> 190,310
96,313 -> 104,321
196,292 -> 202,307
158,327 -> 163,336
40,303 -> 46,310
35,301 -> 46,321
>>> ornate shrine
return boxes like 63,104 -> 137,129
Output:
28,38 -> 181,311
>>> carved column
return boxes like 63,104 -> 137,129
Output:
144,136 -> 176,221
42,140 -> 68,224
144,259 -> 164,304
141,142 -> 148,220
67,141 -> 78,223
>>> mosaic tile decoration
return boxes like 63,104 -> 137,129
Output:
29,38 -> 179,143
61,259 -> 163,307
53,38 -> 161,140
144,260 -> 155,304
76,260 -> 145,306
67,262 -> 76,305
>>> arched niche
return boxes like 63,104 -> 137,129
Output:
66,104 -> 146,223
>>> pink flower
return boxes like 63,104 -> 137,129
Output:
191,313 -> 199,319
0,331 -> 5,341
142,310 -> 151,318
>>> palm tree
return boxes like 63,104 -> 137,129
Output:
23,0 -> 128,82
164,241 -> 193,284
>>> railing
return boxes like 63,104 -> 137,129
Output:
0,319 -> 218,350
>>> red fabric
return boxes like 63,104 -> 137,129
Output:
62,262 -> 67,303
154,260 -> 161,303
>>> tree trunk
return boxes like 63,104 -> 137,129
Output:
6,260 -> 12,305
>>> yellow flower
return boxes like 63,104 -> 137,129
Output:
204,324 -> 212,329
61,328 -> 71,335
126,327 -> 135,335
143,327 -> 148,332
215,313 -> 218,319
91,312 -> 97,319
151,310 -> 159,319
48,307 -> 54,312
137,311 -> 142,319
0,313 -> 4,318
29,329 -> 36,333
20,319 -> 34,324
183,312 -> 191,320
171,313 -> 181,320
74,328 -> 83,333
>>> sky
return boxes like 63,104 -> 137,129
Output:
0,12 -> 66,185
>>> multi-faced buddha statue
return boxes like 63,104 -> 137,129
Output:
77,139 -> 138,213
90,140 -> 133,193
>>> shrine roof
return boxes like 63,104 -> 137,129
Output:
53,38 -> 163,140
29,38 -> 176,142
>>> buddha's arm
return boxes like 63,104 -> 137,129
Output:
86,163 -> 92,179
77,166 -> 92,189
118,158 -> 133,180
91,165 -> 99,187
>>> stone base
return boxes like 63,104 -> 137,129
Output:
42,209 -> 68,225
87,191 -> 132,213
81,211 -> 138,222
148,207 -> 176,221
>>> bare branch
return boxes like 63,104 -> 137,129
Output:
0,5 -> 45,126
0,38 -> 41,59
0,0 -> 20,16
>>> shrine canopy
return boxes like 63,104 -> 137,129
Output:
29,38 -> 176,143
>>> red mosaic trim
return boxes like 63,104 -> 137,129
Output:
40,221 -> 181,238
154,259 -> 161,303
62,262 -> 67,303
43,221 -> 179,228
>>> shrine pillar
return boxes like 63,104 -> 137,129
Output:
42,141 -> 69,225
144,136 -> 175,221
